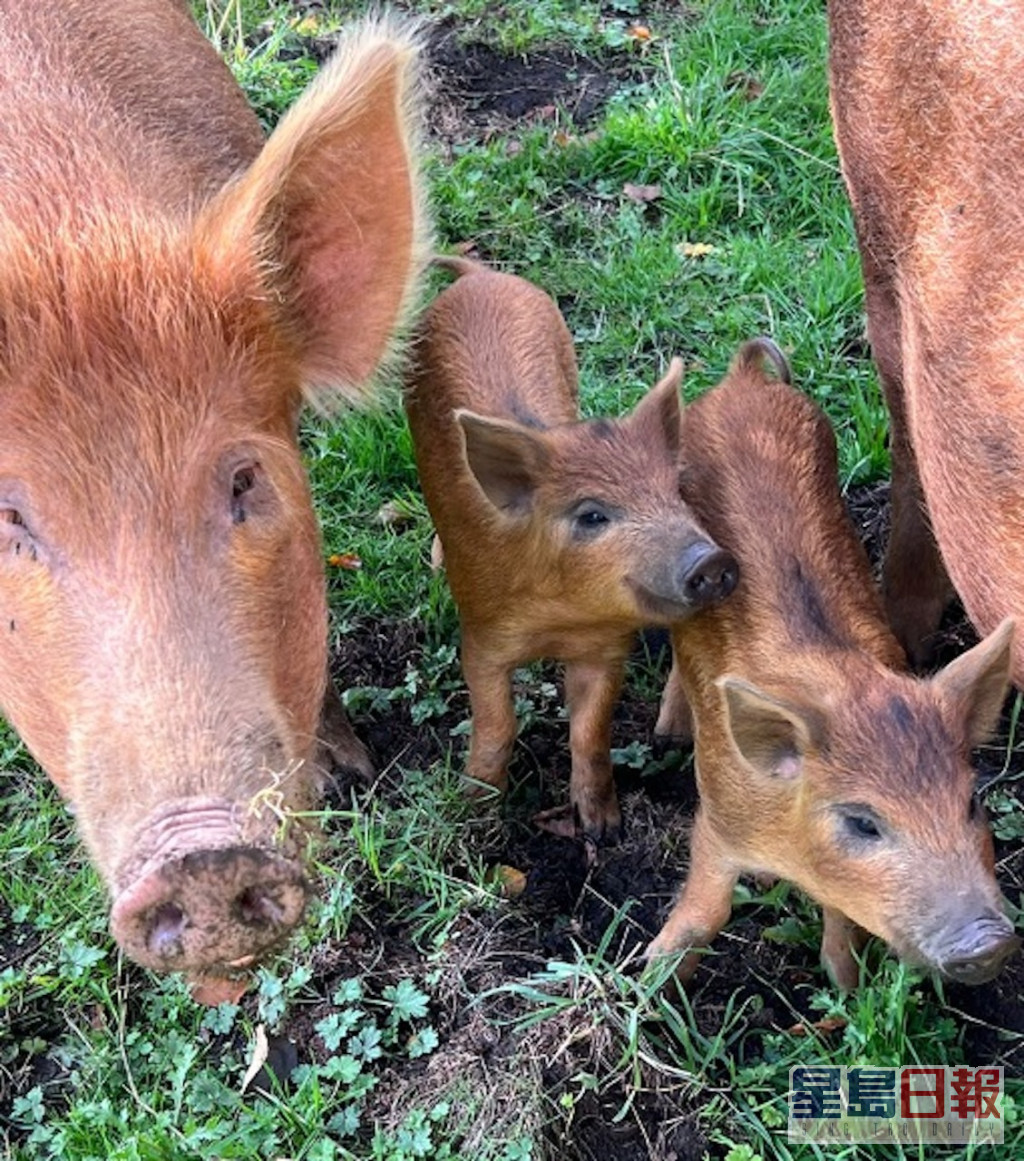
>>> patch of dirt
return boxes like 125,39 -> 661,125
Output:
425,22 -> 650,150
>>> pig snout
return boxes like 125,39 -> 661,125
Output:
679,541 -> 739,606
109,798 -> 308,974
935,910 -> 1020,985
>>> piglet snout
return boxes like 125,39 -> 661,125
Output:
938,912 -> 1020,985
679,542 -> 739,605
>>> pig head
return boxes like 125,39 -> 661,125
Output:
0,1 -> 426,996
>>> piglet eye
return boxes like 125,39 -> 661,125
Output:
231,465 -> 259,525
845,814 -> 881,840
571,501 -> 613,536
579,509 -> 608,528
1,508 -> 23,525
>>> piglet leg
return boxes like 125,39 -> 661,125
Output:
644,810 -> 737,984
535,657 -> 624,843
654,649 -> 694,745
461,633 -> 516,796
820,906 -> 869,991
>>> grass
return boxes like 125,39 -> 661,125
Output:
2,1 -> 1023,1158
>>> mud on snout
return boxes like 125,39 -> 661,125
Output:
109,797 -> 310,977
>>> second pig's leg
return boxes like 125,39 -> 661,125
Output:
645,809 -> 738,984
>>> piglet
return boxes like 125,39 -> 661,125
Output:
648,339 -> 1019,988
405,258 -> 737,841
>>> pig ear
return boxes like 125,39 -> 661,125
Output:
629,357 -> 683,454
197,18 -> 427,407
932,617 -> 1015,748
718,676 -> 825,780
730,337 -> 792,384
456,410 -> 550,515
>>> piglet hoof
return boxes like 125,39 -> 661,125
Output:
533,803 -> 583,840
462,771 -> 508,802
533,799 -> 622,847
638,943 -> 696,996
821,950 -> 860,993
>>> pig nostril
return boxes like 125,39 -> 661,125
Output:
681,546 -> 739,604
236,886 -> 286,928
718,561 -> 739,598
942,925 -> 1020,984
148,902 -> 188,959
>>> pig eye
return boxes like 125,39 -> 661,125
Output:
843,811 -> 882,840
570,500 -> 614,538
230,464 -> 259,525
0,505 -> 41,564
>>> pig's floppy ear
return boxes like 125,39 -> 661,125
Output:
456,410 -> 550,516
629,357 -> 683,455
932,617 -> 1015,748
718,676 -> 825,780
196,18 -> 428,407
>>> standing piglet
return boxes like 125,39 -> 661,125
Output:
649,340 -> 1019,988
405,259 -> 737,842
0,2 -> 426,1002
830,0 -> 1024,677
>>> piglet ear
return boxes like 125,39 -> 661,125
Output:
197,18 -> 427,407
629,357 -> 683,455
456,411 -> 550,516
718,676 -> 826,780
933,617 -> 1015,748
729,337 -> 791,384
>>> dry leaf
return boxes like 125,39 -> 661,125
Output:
327,552 -> 362,570
623,181 -> 663,203
787,1016 -> 848,1037
188,972 -> 250,1006
241,1024 -> 270,1094
552,129 -> 575,147
677,241 -> 716,259
489,864 -> 528,898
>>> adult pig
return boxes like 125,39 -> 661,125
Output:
405,259 -> 736,843
829,0 -> 1024,675
649,340 -> 1018,989
0,1 -> 426,999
